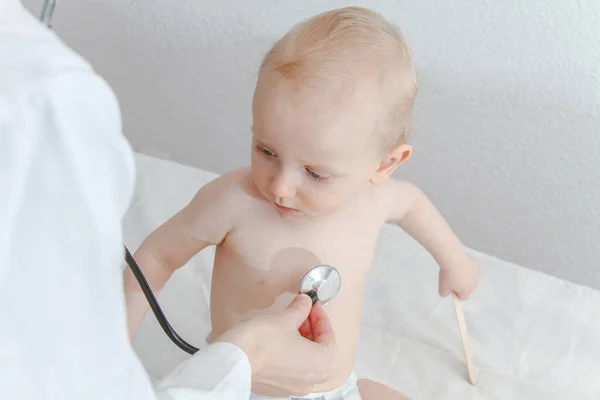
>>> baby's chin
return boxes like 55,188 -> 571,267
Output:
252,183 -> 340,218
281,203 -> 343,219
262,195 -> 326,219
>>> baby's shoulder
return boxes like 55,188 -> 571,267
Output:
209,167 -> 250,189
379,177 -> 417,195
368,177 -> 404,203
190,167 -> 253,208
366,177 -> 420,219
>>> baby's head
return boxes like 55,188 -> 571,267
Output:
251,6 -> 417,217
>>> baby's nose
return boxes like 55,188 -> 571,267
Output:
270,171 -> 297,199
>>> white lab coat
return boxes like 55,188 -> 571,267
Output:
0,2 -> 251,399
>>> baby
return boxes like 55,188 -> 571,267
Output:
124,6 -> 479,400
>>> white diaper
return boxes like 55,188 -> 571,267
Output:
249,371 -> 361,400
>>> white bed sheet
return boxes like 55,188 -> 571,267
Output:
124,154 -> 600,400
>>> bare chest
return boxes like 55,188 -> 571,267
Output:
220,201 -> 385,291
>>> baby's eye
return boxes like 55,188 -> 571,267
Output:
306,168 -> 328,183
255,144 -> 275,157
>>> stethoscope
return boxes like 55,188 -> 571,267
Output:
39,0 -> 58,29
38,2 -> 342,355
125,246 -> 342,355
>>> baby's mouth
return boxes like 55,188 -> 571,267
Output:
274,202 -> 300,214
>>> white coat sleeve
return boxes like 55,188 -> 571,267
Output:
0,69 -> 251,400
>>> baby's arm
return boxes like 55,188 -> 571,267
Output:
123,173 -> 236,340
385,180 -> 479,299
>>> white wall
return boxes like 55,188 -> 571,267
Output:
23,0 -> 600,288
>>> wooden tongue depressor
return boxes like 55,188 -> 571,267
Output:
452,294 -> 477,385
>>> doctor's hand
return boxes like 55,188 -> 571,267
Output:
216,294 -> 336,397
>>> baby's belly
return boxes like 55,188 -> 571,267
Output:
209,249 -> 366,393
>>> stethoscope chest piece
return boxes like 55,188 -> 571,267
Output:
299,264 -> 341,306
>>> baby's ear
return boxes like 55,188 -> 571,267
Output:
370,144 -> 412,184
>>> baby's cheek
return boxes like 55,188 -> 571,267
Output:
303,191 -> 347,215
250,166 -> 270,196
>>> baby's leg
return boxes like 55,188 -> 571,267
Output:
357,379 -> 409,400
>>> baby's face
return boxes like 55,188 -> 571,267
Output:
251,75 -> 382,218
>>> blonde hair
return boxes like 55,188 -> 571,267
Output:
259,6 -> 417,152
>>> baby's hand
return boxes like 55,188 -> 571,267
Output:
438,255 -> 480,300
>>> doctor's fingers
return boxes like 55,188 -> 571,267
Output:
283,294 -> 314,329
307,302 -> 336,350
